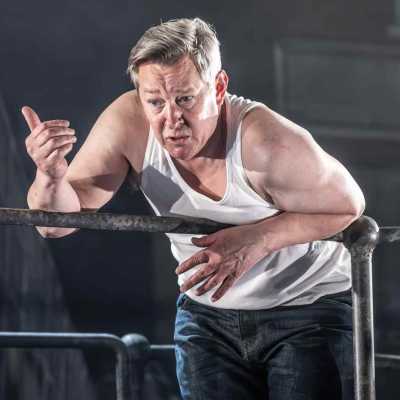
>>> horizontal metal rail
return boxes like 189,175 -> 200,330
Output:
378,227 -> 400,244
0,332 -> 132,400
375,353 -> 400,369
150,344 -> 175,352
0,208 -> 233,234
1,209 -> 399,400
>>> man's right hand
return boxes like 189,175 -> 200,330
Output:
22,106 -> 77,180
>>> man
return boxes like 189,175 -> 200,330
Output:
24,18 -> 364,399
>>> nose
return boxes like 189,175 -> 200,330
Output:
165,102 -> 183,129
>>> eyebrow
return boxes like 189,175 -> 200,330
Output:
142,87 -> 196,95
143,89 -> 160,94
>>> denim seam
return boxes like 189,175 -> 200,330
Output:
238,310 -> 250,361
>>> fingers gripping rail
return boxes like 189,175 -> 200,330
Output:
0,208 -> 399,400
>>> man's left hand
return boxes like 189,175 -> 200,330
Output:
175,224 -> 269,302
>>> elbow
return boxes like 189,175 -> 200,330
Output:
356,197 -> 366,218
36,226 -> 77,239
346,192 -> 366,224
353,187 -> 366,218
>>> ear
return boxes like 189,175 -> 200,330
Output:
215,70 -> 229,106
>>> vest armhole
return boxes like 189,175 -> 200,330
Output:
234,102 -> 264,176
234,103 -> 277,206
137,128 -> 154,187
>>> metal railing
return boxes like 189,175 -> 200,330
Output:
0,332 -> 132,400
1,208 -> 400,400
0,331 -> 174,400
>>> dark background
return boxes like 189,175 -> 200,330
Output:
1,0 -> 400,399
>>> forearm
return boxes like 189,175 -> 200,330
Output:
178,210 -> 361,300
256,211 -> 359,254
27,169 -> 81,237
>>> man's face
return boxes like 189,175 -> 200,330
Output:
137,56 -> 227,161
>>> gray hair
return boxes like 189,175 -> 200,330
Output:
127,18 -> 222,87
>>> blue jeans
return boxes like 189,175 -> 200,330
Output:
174,291 -> 353,400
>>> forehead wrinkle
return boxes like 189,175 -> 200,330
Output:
139,57 -> 203,96
163,69 -> 197,93
144,76 -> 199,96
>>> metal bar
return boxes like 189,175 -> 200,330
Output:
0,208 -> 232,234
150,344 -> 175,352
343,216 -> 380,400
121,334 -> 151,400
0,207 -> 349,243
121,338 -> 175,400
0,332 -> 132,400
376,353 -> 400,363
0,209 -> 395,400
375,352 -> 400,371
378,227 -> 400,243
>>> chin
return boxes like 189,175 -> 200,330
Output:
164,137 -> 196,160
166,144 -> 195,160
169,149 -> 192,160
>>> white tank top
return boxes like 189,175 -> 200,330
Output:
139,94 -> 351,310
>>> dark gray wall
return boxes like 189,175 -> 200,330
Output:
274,38 -> 400,351
1,0 -> 400,398
0,93 -> 97,399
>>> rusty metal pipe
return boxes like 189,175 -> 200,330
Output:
0,207 -> 232,234
343,216 -> 380,400
1,209 -> 397,400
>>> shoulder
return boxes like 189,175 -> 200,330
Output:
68,90 -> 150,178
96,90 -> 148,138
236,101 -> 364,215
240,103 -> 319,173
91,90 -> 149,164
239,103 -> 337,202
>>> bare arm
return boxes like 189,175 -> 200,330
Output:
27,171 -> 82,237
24,93 -> 139,238
24,108 -> 82,237
177,105 -> 365,301
240,105 -> 365,252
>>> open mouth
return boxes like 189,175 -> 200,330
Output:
167,136 -> 189,145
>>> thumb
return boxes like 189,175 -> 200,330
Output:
191,234 -> 217,247
21,106 -> 42,131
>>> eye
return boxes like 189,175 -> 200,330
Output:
147,99 -> 164,108
177,96 -> 194,106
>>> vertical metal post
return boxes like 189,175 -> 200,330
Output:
0,332 -> 133,400
122,334 -> 151,400
114,345 -> 132,400
343,216 -> 379,400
